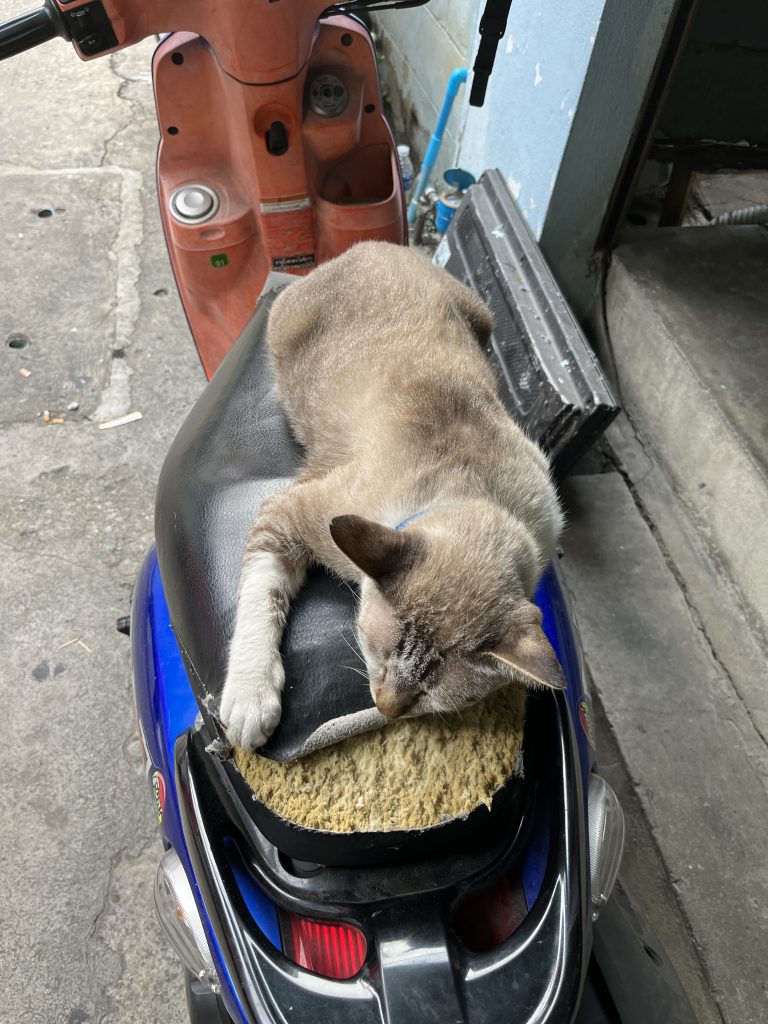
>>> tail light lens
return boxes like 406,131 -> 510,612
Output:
281,913 -> 367,979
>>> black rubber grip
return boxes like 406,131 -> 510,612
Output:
0,3 -> 68,62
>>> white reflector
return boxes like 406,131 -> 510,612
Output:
587,774 -> 625,919
154,848 -> 220,991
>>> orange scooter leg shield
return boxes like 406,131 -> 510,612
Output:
153,18 -> 406,379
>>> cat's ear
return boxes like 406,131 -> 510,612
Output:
330,515 -> 417,580
487,602 -> 566,690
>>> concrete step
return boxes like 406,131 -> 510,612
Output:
588,691 -> 722,1024
606,226 -> 768,646
560,463 -> 768,1024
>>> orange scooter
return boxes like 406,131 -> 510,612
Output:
3,0 -> 415,376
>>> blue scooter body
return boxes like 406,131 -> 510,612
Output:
132,543 -> 594,1022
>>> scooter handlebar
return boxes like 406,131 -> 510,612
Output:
0,0 -> 69,62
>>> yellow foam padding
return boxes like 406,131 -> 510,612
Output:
234,685 -> 526,833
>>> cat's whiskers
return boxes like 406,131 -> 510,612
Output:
340,578 -> 360,604
442,689 -> 465,723
341,663 -> 369,680
337,626 -> 366,665
434,706 -> 459,736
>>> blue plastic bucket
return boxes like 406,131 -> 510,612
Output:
435,191 -> 462,234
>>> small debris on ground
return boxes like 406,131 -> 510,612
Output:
42,410 -> 51,423
19,368 -> 32,378
59,636 -> 93,654
52,417 -> 64,425
67,400 -> 79,411
97,411 -> 143,430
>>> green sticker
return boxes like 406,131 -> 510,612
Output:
210,253 -> 229,268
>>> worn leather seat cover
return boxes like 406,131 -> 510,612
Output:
155,275 -> 378,761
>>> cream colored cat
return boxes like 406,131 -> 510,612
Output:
221,241 -> 564,751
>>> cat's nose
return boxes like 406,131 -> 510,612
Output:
374,686 -> 415,719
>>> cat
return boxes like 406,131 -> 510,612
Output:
220,241 -> 565,751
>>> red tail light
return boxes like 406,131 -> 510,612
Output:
282,914 -> 367,979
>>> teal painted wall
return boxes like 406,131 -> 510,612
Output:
457,0 -> 606,239
375,0 -> 685,316
539,0 -> 682,316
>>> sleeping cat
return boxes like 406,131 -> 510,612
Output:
221,241 -> 565,751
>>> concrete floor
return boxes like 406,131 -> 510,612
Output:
0,16 -> 757,1024
694,171 -> 768,221
0,24 -> 203,1024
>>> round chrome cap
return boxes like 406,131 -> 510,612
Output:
170,184 -> 219,224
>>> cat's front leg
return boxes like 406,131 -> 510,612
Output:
220,545 -> 306,750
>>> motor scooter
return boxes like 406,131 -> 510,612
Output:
0,2 -> 699,1021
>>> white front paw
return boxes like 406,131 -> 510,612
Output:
220,656 -> 285,751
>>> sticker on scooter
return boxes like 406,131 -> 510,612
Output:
210,253 -> 229,268
578,699 -> 594,748
260,195 -> 311,214
151,769 -> 166,824
272,253 -> 316,271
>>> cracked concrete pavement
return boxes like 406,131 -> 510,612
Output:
1,18 -> 204,1024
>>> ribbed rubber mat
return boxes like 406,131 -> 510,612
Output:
435,169 -> 618,478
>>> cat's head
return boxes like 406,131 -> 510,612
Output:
329,511 -> 565,719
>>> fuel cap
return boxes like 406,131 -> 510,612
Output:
170,184 -> 219,224
309,74 -> 348,117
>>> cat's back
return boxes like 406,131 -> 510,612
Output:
268,242 -> 494,404
270,242 -> 445,333
266,243 -> 558,546
270,242 -> 487,358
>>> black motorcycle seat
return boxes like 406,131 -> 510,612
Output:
155,274 -> 382,762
